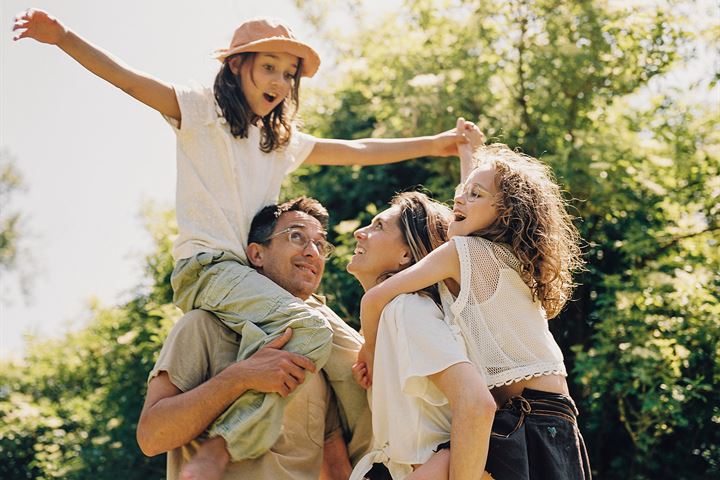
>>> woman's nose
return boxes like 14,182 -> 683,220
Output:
354,227 -> 367,239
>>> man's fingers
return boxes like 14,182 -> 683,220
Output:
285,362 -> 307,384
265,328 -> 293,350
288,352 -> 316,373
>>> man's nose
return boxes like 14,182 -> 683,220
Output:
354,227 -> 367,239
303,240 -> 322,258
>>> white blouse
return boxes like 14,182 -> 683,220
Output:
350,293 -> 470,480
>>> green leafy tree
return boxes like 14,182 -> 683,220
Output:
288,0 -> 719,477
0,208 -> 178,479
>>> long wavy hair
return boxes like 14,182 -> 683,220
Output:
470,144 -> 584,318
213,53 -> 302,153
379,191 -> 452,304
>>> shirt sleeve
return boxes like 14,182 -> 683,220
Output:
383,295 -> 470,406
147,310 -> 221,392
284,128 -> 317,175
162,85 -> 217,133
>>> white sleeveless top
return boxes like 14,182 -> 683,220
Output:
440,236 -> 567,389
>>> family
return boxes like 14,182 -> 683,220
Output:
14,9 -> 591,480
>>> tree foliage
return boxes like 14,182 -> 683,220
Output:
1,1 -> 718,478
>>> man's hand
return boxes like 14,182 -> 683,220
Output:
233,328 -> 316,397
13,9 -> 67,45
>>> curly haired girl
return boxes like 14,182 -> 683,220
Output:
355,119 -> 590,479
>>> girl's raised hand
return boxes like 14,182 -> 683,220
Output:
13,9 -> 67,45
457,117 -> 486,151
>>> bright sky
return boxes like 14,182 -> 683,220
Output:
0,0 -> 400,360
0,1 -> 717,360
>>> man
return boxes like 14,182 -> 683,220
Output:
137,197 -> 371,479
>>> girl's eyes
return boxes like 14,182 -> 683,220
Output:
263,64 -> 274,72
469,185 -> 483,200
284,72 -> 294,81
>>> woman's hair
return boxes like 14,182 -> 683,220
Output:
381,191 -> 452,303
470,144 -> 584,318
213,53 -> 302,153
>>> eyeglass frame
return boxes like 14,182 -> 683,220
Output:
454,182 -> 491,203
262,226 -> 335,259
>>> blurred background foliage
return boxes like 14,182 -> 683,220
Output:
1,0 -> 718,478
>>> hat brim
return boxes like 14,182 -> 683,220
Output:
214,37 -> 320,78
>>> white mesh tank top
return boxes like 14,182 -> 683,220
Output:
439,236 -> 567,388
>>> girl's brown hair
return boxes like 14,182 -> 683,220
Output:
213,53 -> 302,153
385,191 -> 452,303
470,144 -> 584,318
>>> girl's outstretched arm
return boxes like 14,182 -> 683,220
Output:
304,128 -> 468,166
359,240 -> 460,381
13,9 -> 181,121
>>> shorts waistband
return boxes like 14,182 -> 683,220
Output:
500,388 -> 579,423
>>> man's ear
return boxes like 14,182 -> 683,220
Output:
399,249 -> 412,267
246,243 -> 265,269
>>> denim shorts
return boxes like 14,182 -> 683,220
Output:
437,388 -> 591,479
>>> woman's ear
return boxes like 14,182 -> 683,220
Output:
399,250 -> 412,267
246,243 -> 265,269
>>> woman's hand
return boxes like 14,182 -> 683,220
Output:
353,344 -> 375,389
13,9 -> 68,45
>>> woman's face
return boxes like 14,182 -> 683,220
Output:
346,205 -> 411,290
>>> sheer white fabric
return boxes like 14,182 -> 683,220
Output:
440,236 -> 567,389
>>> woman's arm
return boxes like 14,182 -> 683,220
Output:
359,241 -> 460,381
426,363 -> 495,480
303,128 -> 468,166
13,9 -> 180,120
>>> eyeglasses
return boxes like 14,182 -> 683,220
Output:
454,182 -> 487,203
264,227 -> 335,259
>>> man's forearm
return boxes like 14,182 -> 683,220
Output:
137,368 -> 248,456
320,432 -> 352,480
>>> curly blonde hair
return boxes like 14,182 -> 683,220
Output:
471,144 -> 584,318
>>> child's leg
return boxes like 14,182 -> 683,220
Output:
408,449 -> 495,480
172,252 -> 333,461
179,437 -> 229,480
407,449 -> 450,480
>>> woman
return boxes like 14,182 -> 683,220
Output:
346,192 -> 496,480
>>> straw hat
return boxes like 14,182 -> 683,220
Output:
214,18 -> 320,78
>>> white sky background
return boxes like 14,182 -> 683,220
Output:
0,0 -> 717,360
0,0 -> 401,360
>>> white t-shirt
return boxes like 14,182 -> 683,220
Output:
350,293 -> 470,480
164,86 -> 317,263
